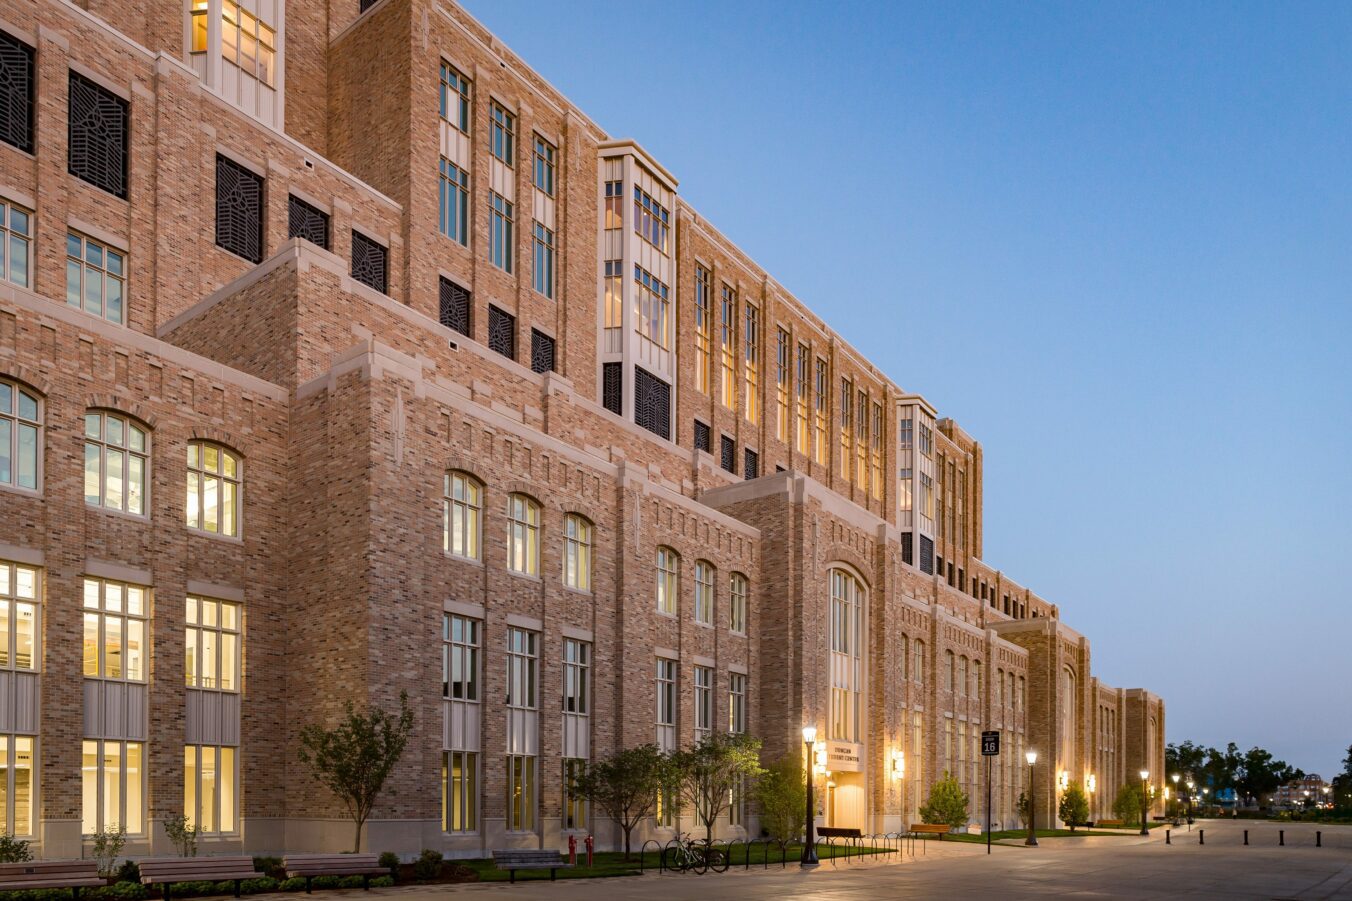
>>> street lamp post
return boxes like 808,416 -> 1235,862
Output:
1025,751 -> 1039,847
1186,779 -> 1195,828
1171,774 -> 1180,825
1139,770 -> 1150,836
801,726 -> 819,868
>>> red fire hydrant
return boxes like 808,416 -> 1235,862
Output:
568,833 -> 577,865
585,834 -> 594,867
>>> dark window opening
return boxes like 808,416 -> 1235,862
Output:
68,72 -> 128,198
0,31 -> 35,154
287,195 -> 329,249
488,305 -> 516,359
530,329 -> 555,374
633,367 -> 670,440
693,420 -> 710,453
351,230 -> 388,294
720,435 -> 736,474
743,449 -> 758,480
438,277 -> 471,337
215,154 -> 264,263
602,363 -> 622,416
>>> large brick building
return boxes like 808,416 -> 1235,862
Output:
0,0 -> 1165,857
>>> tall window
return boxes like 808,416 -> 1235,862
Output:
634,265 -> 669,350
443,750 -> 477,832
795,344 -> 810,455
632,186 -> 669,252
439,62 -> 470,132
944,650 -> 955,692
693,561 -> 714,626
489,102 -> 515,164
729,672 -> 746,733
489,192 -> 513,272
728,572 -> 748,634
655,547 -> 679,616
871,402 -> 884,501
563,758 -> 586,831
351,231 -> 388,295
656,658 -> 677,738
856,391 -> 869,492
84,411 -> 148,515
0,734 -> 34,836
506,627 -> 537,708
186,442 -> 242,538
0,378 -> 39,491
506,754 -> 535,832
438,158 -> 469,245
506,494 -> 540,576
215,154 -> 264,264
957,656 -> 968,698
442,614 -> 479,701
220,2 -> 277,85
0,562 -> 37,672
603,260 -> 622,341
719,285 -> 736,408
813,358 -> 828,464
443,472 -> 482,560
603,181 -> 623,229
899,419 -> 913,449
68,73 -> 128,198
66,232 -> 126,325
532,135 -> 556,196
0,199 -> 31,287
532,223 -> 555,298
694,665 -> 713,740
694,266 -> 712,395
563,639 -> 589,714
829,569 -> 864,742
839,378 -> 853,481
744,304 -> 760,424
184,596 -> 240,691
776,327 -> 790,442
913,639 -> 925,685
81,739 -> 142,834
82,577 -> 147,681
563,514 -> 592,591
184,745 -> 236,835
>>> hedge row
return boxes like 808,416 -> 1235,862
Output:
0,875 -> 395,901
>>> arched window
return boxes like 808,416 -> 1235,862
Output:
186,441 -> 242,537
1061,666 -> 1077,782
506,494 -> 540,575
655,547 -> 679,615
84,411 -> 148,515
728,572 -> 748,634
693,560 -> 715,626
973,659 -> 983,700
828,568 -> 864,742
0,378 -> 40,490
957,655 -> 968,698
562,513 -> 592,591
913,639 -> 926,685
443,471 -> 482,560
944,650 -> 955,692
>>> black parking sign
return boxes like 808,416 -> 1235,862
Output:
981,730 -> 1000,756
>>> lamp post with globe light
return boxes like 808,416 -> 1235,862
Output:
1139,771 -> 1150,835
1171,774 -> 1181,825
1025,751 -> 1038,846
801,726 -> 819,868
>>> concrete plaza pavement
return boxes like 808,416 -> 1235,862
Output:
370,820 -> 1352,899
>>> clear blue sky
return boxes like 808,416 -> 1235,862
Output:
461,0 -> 1352,778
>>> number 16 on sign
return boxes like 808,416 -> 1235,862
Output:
982,731 -> 1000,855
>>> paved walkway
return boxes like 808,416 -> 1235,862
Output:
370,820 -> 1352,899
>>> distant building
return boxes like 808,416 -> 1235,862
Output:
1275,775 -> 1327,808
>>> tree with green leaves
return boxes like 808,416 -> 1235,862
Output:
672,732 -> 765,842
920,771 -> 969,830
1058,785 -> 1090,831
297,691 -> 415,852
573,744 -> 672,859
1113,783 -> 1143,825
1016,790 -> 1031,827
755,752 -> 806,847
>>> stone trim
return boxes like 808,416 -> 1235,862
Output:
186,580 -> 245,603
84,558 -> 151,585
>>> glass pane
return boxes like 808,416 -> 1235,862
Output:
204,444 -> 218,473
126,454 -> 143,515
184,747 -> 197,830
125,743 -> 142,834
187,443 -> 199,470
15,602 -> 35,669
17,424 -> 36,489
85,242 -> 102,267
84,268 -> 101,316
222,451 -> 237,479
203,475 -> 219,532
220,747 -> 236,832
185,627 -> 198,686
202,599 -> 217,627
85,413 -> 100,439
221,602 -> 238,630
201,628 -> 217,688
106,583 -> 122,613
105,616 -> 122,678
84,443 -> 101,505
83,579 -> 99,609
106,278 -> 123,324
82,741 -> 98,834
0,382 -> 8,414
107,251 -> 123,277
9,236 -> 26,286
126,587 -> 144,616
0,419 -> 9,483
200,746 -> 217,832
13,736 -> 31,835
106,417 -> 124,447
105,449 -> 123,509
66,260 -> 81,307
220,633 -> 237,691
103,743 -> 121,831
223,480 -> 237,535
128,426 -> 144,453
126,619 -> 144,681
186,471 -> 200,527
8,209 -> 24,235
67,233 -> 82,257
0,602 -> 8,666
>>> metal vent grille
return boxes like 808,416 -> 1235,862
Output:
743,449 -> 758,480
0,31 -> 34,153
215,154 -> 264,263
633,367 -> 670,440
919,535 -> 934,575
720,436 -> 736,474
488,305 -> 515,359
68,72 -> 128,198
530,329 -> 555,374
602,363 -> 622,415
287,195 -> 330,249
693,420 -> 710,453
901,532 -> 913,566
438,277 -> 471,337
351,231 -> 388,294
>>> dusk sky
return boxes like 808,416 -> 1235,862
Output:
461,0 -> 1352,778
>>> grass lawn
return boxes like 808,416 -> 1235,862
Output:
941,828 -> 1145,844
455,841 -> 897,881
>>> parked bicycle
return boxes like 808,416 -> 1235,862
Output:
662,833 -> 729,874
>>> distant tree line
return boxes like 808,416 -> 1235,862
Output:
1165,741 -> 1303,803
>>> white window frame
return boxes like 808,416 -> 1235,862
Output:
0,561 -> 39,672
186,441 -> 243,538
655,547 -> 679,616
81,738 -> 144,835
563,638 -> 589,715
185,595 -> 240,692
829,569 -> 863,743
693,561 -> 714,626
728,672 -> 746,734
0,378 -> 40,493
562,514 -> 592,592
694,665 -> 713,741
728,572 -> 748,635
439,61 -> 471,133
82,577 -> 148,682
443,614 -> 480,701
0,734 -> 35,837
84,411 -> 149,516
0,199 -> 32,288
438,158 -> 469,246
66,231 -> 126,325
505,754 -> 535,832
184,744 -> 237,835
443,471 -> 482,561
656,658 -> 677,728
443,749 -> 478,833
506,627 -> 537,710
506,494 -> 540,576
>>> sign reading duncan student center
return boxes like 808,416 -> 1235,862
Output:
827,741 -> 863,772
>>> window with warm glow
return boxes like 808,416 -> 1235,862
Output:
0,562 -> 37,671
184,745 -> 236,834
443,472 -> 482,561
82,577 -> 147,682
186,442 -> 242,537
693,561 -> 714,626
728,572 -> 748,634
655,547 -> 679,615
84,411 -> 148,515
81,739 -> 143,835
562,514 -> 592,591
506,494 -> 540,576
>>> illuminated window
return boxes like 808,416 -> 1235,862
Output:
84,411 -> 148,515
871,402 -> 884,500
603,260 -> 622,341
0,199 -> 31,287
184,745 -> 236,834
603,181 -> 623,229
839,378 -> 852,481
656,658 -> 677,730
532,134 -> 556,196
694,665 -> 712,740
912,639 -> 925,685
66,232 -> 126,325
0,377 -> 40,491
0,734 -> 34,836
562,514 -> 592,592
443,472 -> 482,561
829,569 -> 864,742
186,442 -> 242,538
489,102 -> 515,165
632,186 -> 669,252
795,343 -> 810,455
443,750 -> 477,832
0,562 -> 37,671
439,62 -> 470,132
813,358 -> 828,464
856,390 -> 869,492
945,650 -> 955,693
506,494 -> 539,576
506,754 -> 535,831
221,1 -> 277,86
442,613 -> 479,701
184,596 -> 240,691
720,285 -> 736,408
728,572 -> 748,634
776,327 -> 790,442
744,304 -> 760,424
563,758 -> 587,831
82,577 -> 147,682
633,265 -> 669,350
655,547 -> 679,616
81,739 -> 143,835
694,561 -> 714,626
694,266 -> 712,395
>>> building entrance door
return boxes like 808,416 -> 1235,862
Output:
829,771 -> 866,830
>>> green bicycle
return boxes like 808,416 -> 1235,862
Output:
661,832 -> 729,874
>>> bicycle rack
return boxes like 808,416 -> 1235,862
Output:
639,839 -> 663,874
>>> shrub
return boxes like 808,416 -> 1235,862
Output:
0,834 -> 32,863
369,877 -> 394,888
377,852 -> 399,878
755,753 -> 806,846
338,877 -> 366,889
91,880 -> 146,900
252,857 -> 284,879
163,814 -> 199,858
240,878 -> 279,895
312,877 -> 341,890
1016,790 -> 1031,827
168,882 -> 217,897
115,861 -> 141,885
1113,784 -> 1143,825
90,825 -> 127,878
412,849 -> 442,882
920,771 -> 969,830
1058,785 -> 1090,831
278,877 -> 307,893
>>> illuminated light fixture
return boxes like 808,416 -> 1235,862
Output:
891,749 -> 905,780
1086,774 -> 1097,794
1057,770 -> 1069,791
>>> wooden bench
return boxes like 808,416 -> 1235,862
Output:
284,854 -> 387,894
0,860 -> 105,900
909,823 -> 953,841
816,826 -> 863,841
140,856 -> 259,901
491,850 -> 572,884
1097,819 -> 1126,827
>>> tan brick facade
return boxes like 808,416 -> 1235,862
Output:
0,0 -> 1164,857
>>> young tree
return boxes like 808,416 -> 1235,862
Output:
919,771 -> 969,830
1016,790 -> 1031,828
1058,785 -> 1090,831
573,744 -> 670,859
1112,783 -> 1142,825
755,752 -> 806,847
297,691 -> 415,853
672,732 -> 765,842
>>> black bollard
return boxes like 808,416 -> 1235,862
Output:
1317,831 -> 1321,848
1199,829 -> 1204,845
1165,829 -> 1171,845
1279,830 -> 1284,847
1244,829 -> 1248,846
